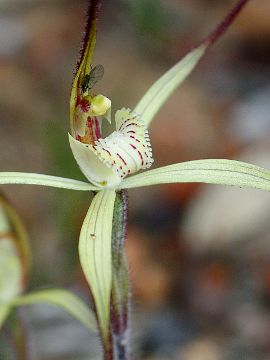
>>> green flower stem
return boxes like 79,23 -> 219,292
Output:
108,190 -> 131,360
5,313 -> 28,360
13,315 -> 28,360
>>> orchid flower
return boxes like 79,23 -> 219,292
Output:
1,0 -> 268,354
0,194 -> 96,334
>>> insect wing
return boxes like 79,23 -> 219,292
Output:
88,64 -> 104,89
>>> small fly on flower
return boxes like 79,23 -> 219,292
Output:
81,64 -> 104,94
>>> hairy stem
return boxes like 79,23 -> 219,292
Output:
105,190 -> 131,360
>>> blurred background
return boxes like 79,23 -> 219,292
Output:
1,0 -> 270,359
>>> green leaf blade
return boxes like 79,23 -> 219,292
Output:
134,44 -> 207,128
0,172 -> 97,191
134,0 -> 250,128
121,159 -> 270,192
0,194 -> 31,285
79,190 -> 116,341
13,289 -> 97,332
0,237 -> 24,304
0,303 -> 11,329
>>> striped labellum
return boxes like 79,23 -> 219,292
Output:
69,108 -> 154,188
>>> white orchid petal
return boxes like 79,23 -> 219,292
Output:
69,134 -> 121,188
0,172 -> 96,191
121,159 -> 270,192
134,44 -> 207,128
79,190 -> 116,340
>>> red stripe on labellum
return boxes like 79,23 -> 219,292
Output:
118,118 -> 132,130
104,149 -> 112,156
130,135 -> 141,143
138,150 -> 144,166
124,123 -> 137,128
87,117 -> 93,127
85,116 -> 101,142
129,144 -> 144,166
117,153 -> 127,166
119,120 -> 138,131
78,98 -> 90,112
94,117 -> 102,140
